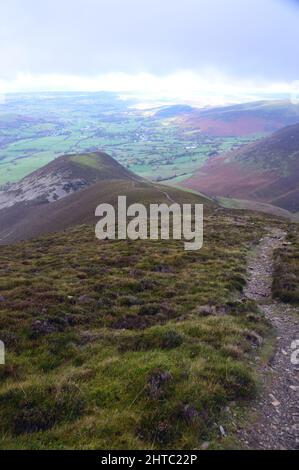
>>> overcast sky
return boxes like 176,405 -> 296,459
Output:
0,0 -> 299,103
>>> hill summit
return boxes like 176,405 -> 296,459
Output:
0,152 -> 136,210
0,151 -> 211,244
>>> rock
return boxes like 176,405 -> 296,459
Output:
201,441 -> 210,450
270,394 -> 280,407
220,425 -> 226,437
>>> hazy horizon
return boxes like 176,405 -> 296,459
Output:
1,0 -> 299,105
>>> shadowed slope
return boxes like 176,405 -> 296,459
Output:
0,153 -> 212,244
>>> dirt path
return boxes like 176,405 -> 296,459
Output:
151,184 -> 178,205
237,228 -> 299,450
129,177 -> 178,205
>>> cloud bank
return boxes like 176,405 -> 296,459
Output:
0,0 -> 298,104
0,71 -> 298,107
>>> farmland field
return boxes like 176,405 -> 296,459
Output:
0,93 -> 258,185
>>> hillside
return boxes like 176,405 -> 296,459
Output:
0,198 -> 290,450
154,105 -> 195,119
0,149 -> 297,450
176,100 -> 299,137
0,151 -> 212,244
0,152 -> 136,210
183,123 -> 299,212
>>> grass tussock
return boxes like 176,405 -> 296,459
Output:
272,226 -> 299,305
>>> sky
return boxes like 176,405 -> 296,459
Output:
0,0 -> 299,105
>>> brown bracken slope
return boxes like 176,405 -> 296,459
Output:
183,123 -> 299,212
177,100 -> 299,137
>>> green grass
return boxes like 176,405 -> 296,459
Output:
70,153 -> 113,171
0,152 -> 58,184
0,208 -> 286,449
0,104 -> 255,185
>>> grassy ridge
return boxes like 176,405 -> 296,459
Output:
0,209 -> 286,449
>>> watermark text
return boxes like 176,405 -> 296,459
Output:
95,196 -> 203,251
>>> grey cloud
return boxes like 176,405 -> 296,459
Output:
0,0 -> 298,80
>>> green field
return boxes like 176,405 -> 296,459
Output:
0,93 -> 258,185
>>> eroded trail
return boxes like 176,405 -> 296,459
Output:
238,228 -> 299,450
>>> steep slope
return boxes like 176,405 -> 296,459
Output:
0,152 -> 136,210
0,152 -> 212,244
183,123 -> 299,212
177,100 -> 299,137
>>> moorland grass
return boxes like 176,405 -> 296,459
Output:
0,209 -> 289,449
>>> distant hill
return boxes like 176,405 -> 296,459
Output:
0,152 -> 135,210
0,151 -> 212,244
183,123 -> 299,212
154,105 -> 195,118
177,100 -> 299,137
